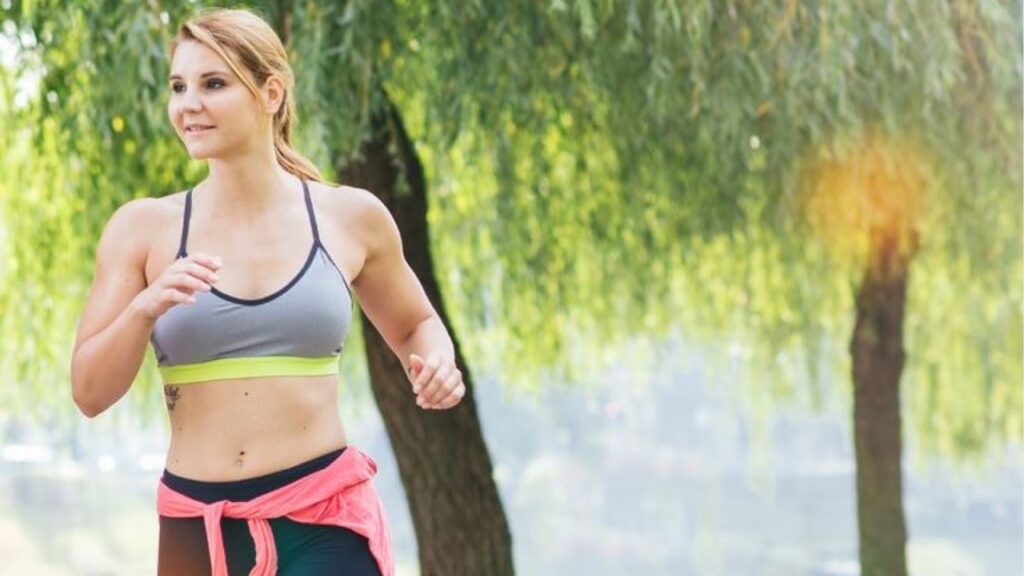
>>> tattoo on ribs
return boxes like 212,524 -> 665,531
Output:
164,385 -> 180,411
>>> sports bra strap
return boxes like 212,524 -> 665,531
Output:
302,179 -> 321,245
176,188 -> 193,259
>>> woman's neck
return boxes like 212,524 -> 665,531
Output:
202,152 -> 298,218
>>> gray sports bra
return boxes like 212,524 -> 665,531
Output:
149,180 -> 353,385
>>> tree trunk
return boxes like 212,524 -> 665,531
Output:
270,1 -> 513,567
339,91 -> 516,576
850,229 -> 912,576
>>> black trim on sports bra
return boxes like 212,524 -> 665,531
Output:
209,243 -> 320,306
303,180 -> 355,304
173,179 -> 355,307
176,188 -> 193,259
302,179 -> 321,246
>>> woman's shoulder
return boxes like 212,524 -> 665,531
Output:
93,190 -> 188,267
104,190 -> 186,233
309,181 -> 382,211
309,181 -> 395,236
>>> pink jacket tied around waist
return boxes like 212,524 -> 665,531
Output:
157,446 -> 394,576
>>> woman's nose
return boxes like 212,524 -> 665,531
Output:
178,88 -> 202,112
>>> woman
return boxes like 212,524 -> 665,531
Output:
69,7 -> 465,575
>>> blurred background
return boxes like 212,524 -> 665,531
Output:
0,1 -> 1020,575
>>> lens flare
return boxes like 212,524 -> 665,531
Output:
804,131 -> 930,274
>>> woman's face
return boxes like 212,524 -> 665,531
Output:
167,40 -> 270,160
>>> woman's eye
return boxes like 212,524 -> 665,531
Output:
169,79 -> 224,94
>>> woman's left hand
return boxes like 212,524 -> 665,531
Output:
408,352 -> 465,410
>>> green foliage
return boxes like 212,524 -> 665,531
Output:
1,0 -> 1020,459
400,0 -> 1023,459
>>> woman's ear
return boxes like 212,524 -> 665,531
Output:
261,75 -> 286,115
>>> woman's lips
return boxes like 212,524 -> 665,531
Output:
184,125 -> 215,137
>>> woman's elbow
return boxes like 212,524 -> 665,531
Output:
75,400 -> 103,419
71,380 -> 103,418
70,361 -> 105,418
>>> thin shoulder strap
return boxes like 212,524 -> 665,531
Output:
302,179 -> 321,246
176,188 -> 193,258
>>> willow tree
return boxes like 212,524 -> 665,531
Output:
2,1 -> 1021,576
296,2 -> 1021,575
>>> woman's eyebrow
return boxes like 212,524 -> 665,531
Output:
168,70 -> 231,82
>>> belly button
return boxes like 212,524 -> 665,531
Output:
234,450 -> 246,467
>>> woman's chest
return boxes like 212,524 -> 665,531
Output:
144,209 -> 364,297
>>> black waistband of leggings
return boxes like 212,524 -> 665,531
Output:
161,447 -> 347,504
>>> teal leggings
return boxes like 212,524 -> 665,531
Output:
158,515 -> 381,575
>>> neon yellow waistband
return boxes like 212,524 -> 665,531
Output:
159,356 -> 340,385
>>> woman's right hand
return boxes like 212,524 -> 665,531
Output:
133,253 -> 221,321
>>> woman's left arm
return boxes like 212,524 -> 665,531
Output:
343,189 -> 465,410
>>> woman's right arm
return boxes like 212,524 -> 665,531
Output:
70,198 -> 219,418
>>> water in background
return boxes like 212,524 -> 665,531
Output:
1,340 -> 1020,575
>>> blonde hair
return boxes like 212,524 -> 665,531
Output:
169,8 -> 322,182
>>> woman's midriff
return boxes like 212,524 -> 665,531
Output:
163,374 -> 348,481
